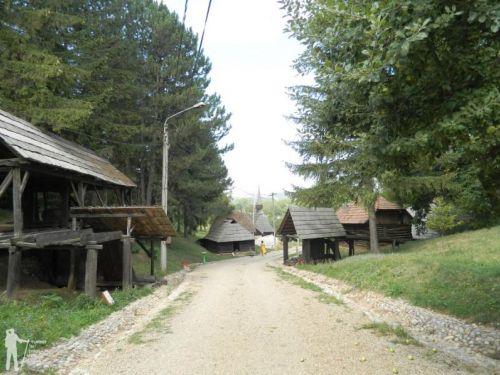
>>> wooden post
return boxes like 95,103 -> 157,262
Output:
84,245 -> 98,299
67,249 -> 78,290
348,240 -> 355,256
282,236 -> 289,264
302,239 -> 311,263
6,247 -> 21,298
12,168 -> 23,238
122,237 -> 132,290
333,240 -> 341,261
150,239 -> 154,276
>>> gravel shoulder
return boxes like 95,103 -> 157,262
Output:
67,252 -> 473,375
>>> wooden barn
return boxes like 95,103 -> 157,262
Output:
336,196 -> 413,245
277,206 -> 346,264
201,212 -> 255,253
0,109 -> 175,299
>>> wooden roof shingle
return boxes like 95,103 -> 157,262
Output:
204,212 -> 255,243
0,109 -> 135,187
336,197 -> 409,224
277,206 -> 346,240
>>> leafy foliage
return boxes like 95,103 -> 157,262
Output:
282,0 -> 500,229
0,0 -> 232,234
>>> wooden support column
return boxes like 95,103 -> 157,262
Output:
150,239 -> 155,276
67,249 -> 78,290
6,247 -> 22,298
333,240 -> 341,261
282,236 -> 289,264
12,168 -> 23,238
122,237 -> 133,290
302,239 -> 311,263
348,240 -> 355,256
84,244 -> 100,299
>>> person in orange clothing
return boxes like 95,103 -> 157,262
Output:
260,241 -> 267,256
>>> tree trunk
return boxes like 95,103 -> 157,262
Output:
368,203 -> 379,253
183,205 -> 188,238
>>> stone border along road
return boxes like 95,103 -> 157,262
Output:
279,265 -> 500,374
24,269 -> 189,373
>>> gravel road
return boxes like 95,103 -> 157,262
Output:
70,253 -> 470,375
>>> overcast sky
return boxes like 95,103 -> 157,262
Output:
164,0 -> 310,199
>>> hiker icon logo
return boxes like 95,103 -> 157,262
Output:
4,328 -> 46,372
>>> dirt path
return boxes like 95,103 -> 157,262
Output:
70,253 -> 470,375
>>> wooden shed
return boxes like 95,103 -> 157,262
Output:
277,206 -> 346,264
0,109 -> 175,299
336,196 -> 413,245
201,212 -> 255,253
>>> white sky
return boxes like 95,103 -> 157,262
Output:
164,0 -> 310,199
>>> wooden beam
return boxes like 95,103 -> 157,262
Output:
0,170 -> 13,199
20,171 -> 29,194
0,158 -> 27,167
6,247 -> 22,298
69,213 -> 145,219
70,181 -> 82,206
84,246 -> 99,299
348,240 -> 355,256
93,185 -> 104,206
12,168 -> 23,238
122,237 -> 132,290
136,239 -> 152,257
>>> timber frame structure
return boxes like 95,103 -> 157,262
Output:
0,109 -> 175,299
277,206 -> 347,264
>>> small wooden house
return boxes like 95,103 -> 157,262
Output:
0,109 -> 175,299
277,206 -> 346,264
336,196 -> 413,244
202,212 -> 255,253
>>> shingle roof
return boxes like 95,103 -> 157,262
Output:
0,109 -> 135,187
204,212 -> 255,243
336,196 -> 407,224
277,206 -> 346,240
254,210 -> 274,235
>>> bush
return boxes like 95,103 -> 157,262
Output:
427,198 -> 464,235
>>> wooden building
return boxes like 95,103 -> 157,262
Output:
336,196 -> 413,244
254,192 -> 274,236
277,206 -> 346,264
0,109 -> 175,299
201,212 -> 255,253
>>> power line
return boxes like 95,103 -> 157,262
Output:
192,0 -> 213,76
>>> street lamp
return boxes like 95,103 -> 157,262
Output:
161,102 -> 205,271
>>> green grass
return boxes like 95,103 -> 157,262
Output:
0,288 -> 152,367
272,266 -> 343,305
299,226 -> 500,325
133,236 -> 233,278
359,322 -> 420,346
129,290 -> 195,344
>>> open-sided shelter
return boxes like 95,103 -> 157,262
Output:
201,211 -> 255,253
336,196 -> 413,245
0,109 -> 175,299
277,206 -> 346,264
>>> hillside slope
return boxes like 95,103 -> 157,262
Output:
300,226 -> 500,325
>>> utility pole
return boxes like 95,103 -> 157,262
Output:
161,102 -> 205,271
270,192 -> 276,249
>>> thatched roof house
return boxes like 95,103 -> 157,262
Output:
277,206 -> 346,263
202,212 -> 255,253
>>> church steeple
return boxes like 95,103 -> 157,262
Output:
255,186 -> 263,212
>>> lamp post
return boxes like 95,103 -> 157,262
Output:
161,102 -> 205,271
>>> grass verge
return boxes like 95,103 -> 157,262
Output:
299,226 -> 500,325
129,290 -> 195,344
133,237 -> 233,278
359,322 -> 420,346
0,288 -> 152,367
271,266 -> 342,305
